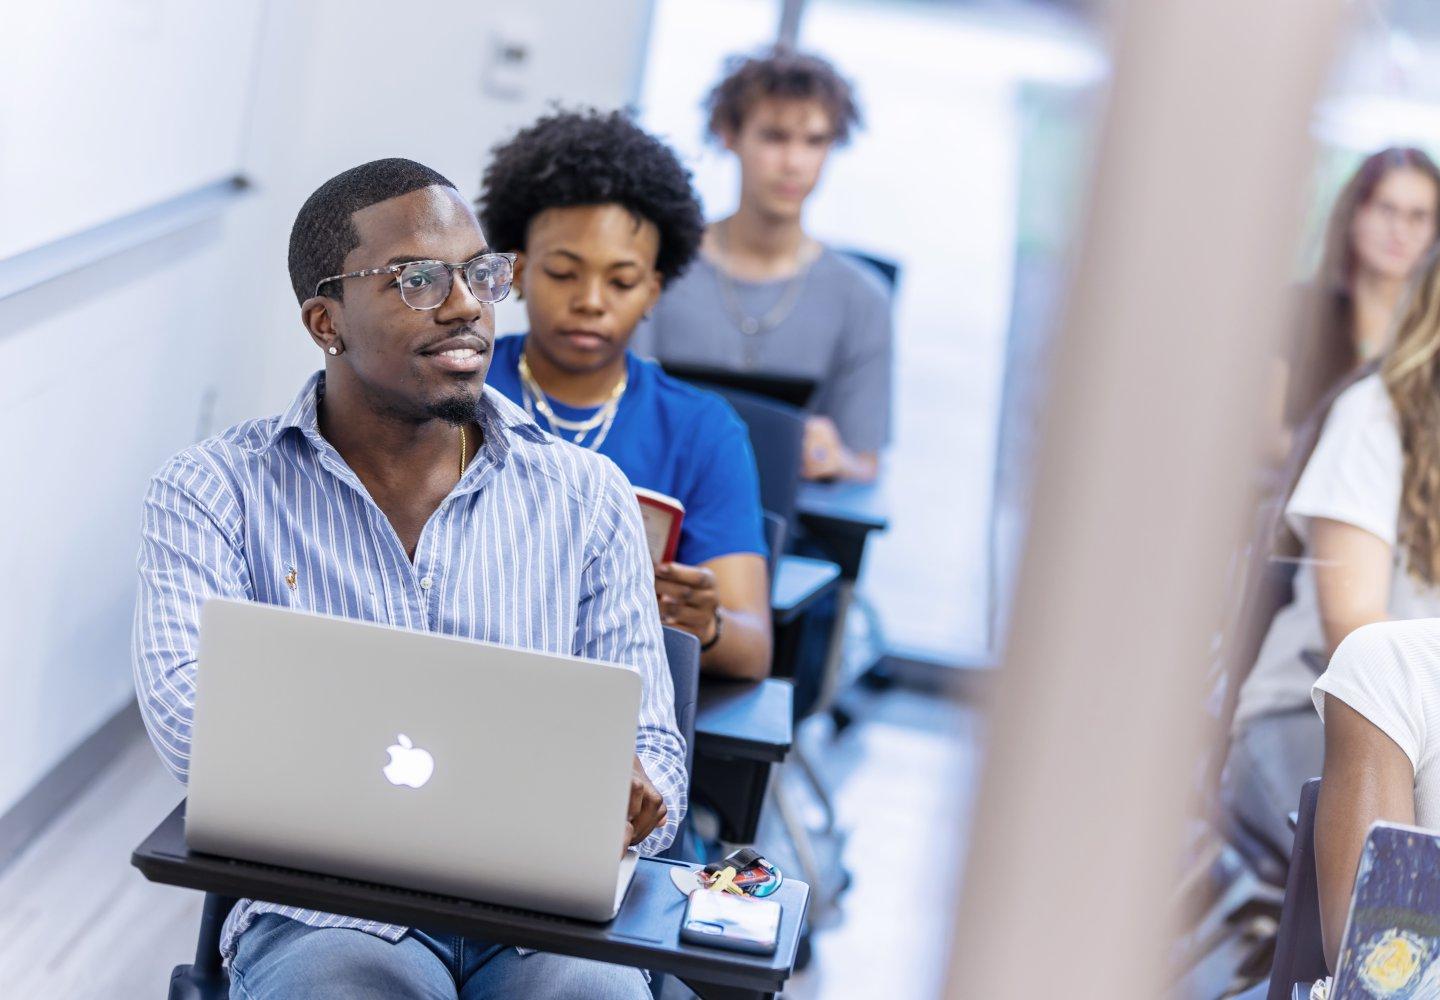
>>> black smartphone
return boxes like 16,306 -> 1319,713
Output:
679,890 -> 782,954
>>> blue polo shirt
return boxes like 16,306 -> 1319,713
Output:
487,334 -> 767,566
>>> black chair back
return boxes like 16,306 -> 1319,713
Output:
763,511 -> 786,591
657,625 -> 701,864
837,248 -> 901,294
1266,778 -> 1327,1000
662,625 -> 701,779
705,388 -> 806,531
660,364 -> 817,410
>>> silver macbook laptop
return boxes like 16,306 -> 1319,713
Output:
185,598 -> 643,921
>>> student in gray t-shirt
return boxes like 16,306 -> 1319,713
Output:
631,48 -> 893,483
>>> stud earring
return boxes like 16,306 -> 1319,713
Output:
328,345 -> 339,356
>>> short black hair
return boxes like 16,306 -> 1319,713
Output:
288,157 -> 457,304
706,48 -> 861,146
478,109 -> 704,281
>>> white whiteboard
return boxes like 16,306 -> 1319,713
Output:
0,0 -> 265,261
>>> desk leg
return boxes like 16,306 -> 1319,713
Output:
679,978 -> 774,1000
813,580 -> 855,718
692,754 -> 773,844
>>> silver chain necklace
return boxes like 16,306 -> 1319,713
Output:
713,221 -> 815,366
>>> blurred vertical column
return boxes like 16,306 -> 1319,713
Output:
945,1 -> 1345,998
777,0 -> 805,49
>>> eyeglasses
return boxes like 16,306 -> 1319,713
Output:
314,252 -> 517,310
1367,201 -> 1438,233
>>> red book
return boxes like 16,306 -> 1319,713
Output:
634,487 -> 685,565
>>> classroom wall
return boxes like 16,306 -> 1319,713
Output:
238,0 -> 657,417
0,0 -> 654,821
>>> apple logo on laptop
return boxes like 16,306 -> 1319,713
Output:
382,734 -> 434,789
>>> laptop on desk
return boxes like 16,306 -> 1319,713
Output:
185,598 -> 643,921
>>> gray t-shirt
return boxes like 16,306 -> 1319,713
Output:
632,247 -> 894,453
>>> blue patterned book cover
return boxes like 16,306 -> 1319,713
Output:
1332,823 -> 1440,999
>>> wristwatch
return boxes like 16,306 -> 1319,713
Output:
700,608 -> 724,652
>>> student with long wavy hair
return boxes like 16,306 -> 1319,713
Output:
1228,241 -> 1440,861
1278,147 -> 1440,445
1306,251 -> 1440,971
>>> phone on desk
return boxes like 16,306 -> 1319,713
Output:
680,890 -> 781,954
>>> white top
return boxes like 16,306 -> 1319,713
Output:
1313,618 -> 1440,829
1235,374 -> 1440,727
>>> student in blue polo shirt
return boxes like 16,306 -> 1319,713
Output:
478,109 -> 771,681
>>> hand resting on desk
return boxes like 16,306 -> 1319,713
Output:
802,415 -> 878,483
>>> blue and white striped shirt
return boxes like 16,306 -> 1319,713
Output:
132,371 -> 686,958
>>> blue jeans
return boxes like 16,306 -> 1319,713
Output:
229,914 -> 650,1000
1223,706 -> 1325,866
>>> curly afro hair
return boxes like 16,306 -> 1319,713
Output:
478,109 -> 704,281
706,48 -> 861,146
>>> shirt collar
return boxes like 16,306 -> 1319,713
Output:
266,370 -> 550,455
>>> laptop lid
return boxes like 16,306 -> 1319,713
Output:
185,598 -> 642,920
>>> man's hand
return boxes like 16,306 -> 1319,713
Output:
655,562 -> 720,646
802,415 -> 847,481
623,756 -> 667,854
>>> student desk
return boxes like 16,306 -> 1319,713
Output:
771,556 -> 843,626
795,480 -> 889,583
132,801 -> 809,1000
686,556 -> 834,846
693,678 -> 793,843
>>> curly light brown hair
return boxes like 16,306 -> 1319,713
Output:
1384,241 -> 1440,584
704,47 -> 861,146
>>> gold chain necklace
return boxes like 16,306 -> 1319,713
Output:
518,354 -> 628,450
459,425 -> 468,477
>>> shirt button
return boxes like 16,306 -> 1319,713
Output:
419,577 -> 434,590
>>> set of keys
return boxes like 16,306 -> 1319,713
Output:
671,847 -> 783,899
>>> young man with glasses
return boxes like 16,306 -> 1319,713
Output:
132,158 -> 681,999
633,48 -> 893,482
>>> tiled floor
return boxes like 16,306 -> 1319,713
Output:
0,687 -> 975,1000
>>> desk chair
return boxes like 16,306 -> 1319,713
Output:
763,511 -> 784,588
660,364 -> 817,411
692,386 -> 806,534
658,627 -> 701,864
673,394 -> 847,920
162,626 -> 703,1000
1263,778 -> 1326,1000
836,248 -> 900,295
